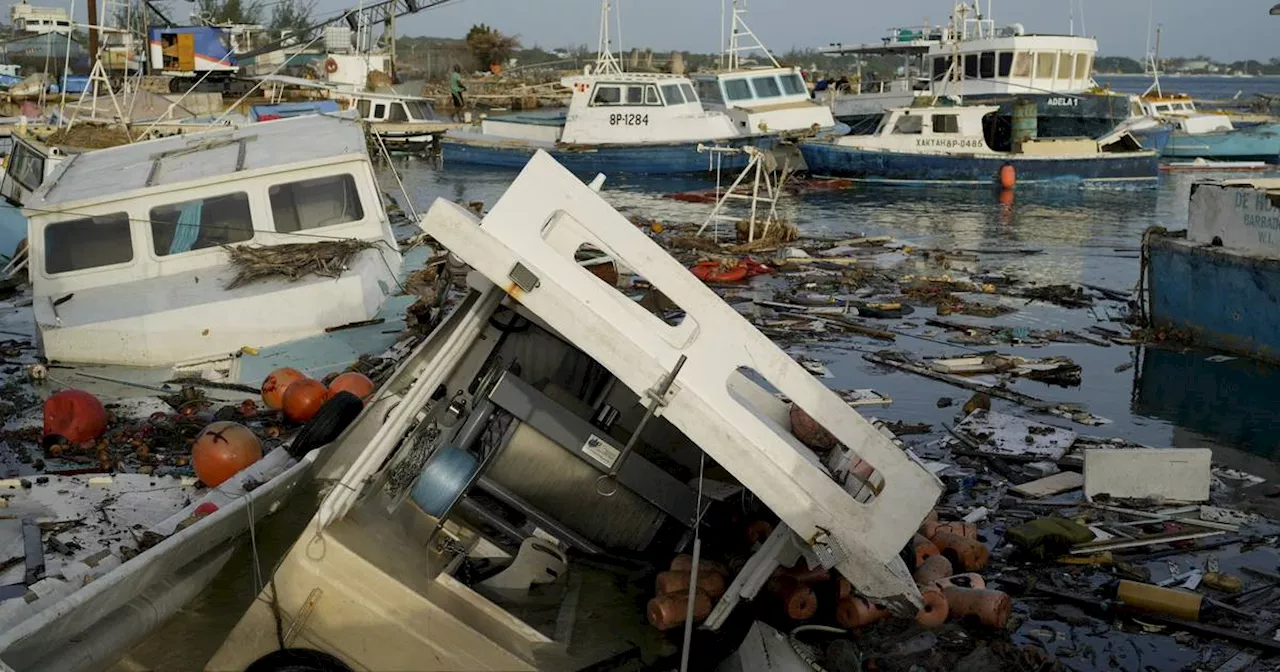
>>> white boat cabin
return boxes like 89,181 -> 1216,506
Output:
22,114 -> 402,370
1140,94 -> 1233,134
478,72 -> 739,146
339,90 -> 443,125
835,104 -> 1121,157
692,66 -> 837,135
822,3 -> 1098,117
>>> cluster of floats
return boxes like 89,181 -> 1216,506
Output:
0,2 -> 1277,671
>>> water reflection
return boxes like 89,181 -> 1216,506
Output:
1133,346 -> 1280,462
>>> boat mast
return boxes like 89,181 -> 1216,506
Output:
725,0 -> 779,70
1143,24 -> 1162,98
594,0 -> 622,74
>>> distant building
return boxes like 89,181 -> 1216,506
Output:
1179,59 -> 1212,72
10,1 -> 71,36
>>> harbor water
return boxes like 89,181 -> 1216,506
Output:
3,157 -> 1269,670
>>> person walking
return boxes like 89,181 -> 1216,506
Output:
450,65 -> 467,121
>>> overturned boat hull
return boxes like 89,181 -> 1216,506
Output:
440,133 -> 781,175
799,142 -> 1160,186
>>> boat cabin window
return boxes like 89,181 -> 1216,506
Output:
591,85 -> 622,106
695,79 -> 722,104
389,103 -> 410,122
404,100 -> 435,120
781,73 -> 806,95
270,174 -> 365,233
724,78 -> 753,102
680,83 -> 697,103
150,192 -> 253,256
1012,52 -> 1032,77
1035,52 -> 1055,79
644,85 -> 661,105
998,52 -> 1013,77
8,142 -> 45,192
892,113 -> 923,134
1074,53 -> 1091,81
661,83 -> 685,105
932,114 -> 959,133
625,86 -> 644,104
356,99 -> 370,117
751,75 -> 782,98
964,54 -> 978,79
932,56 -> 953,81
979,51 -> 995,79
372,103 -> 387,120
44,212 -> 132,274
1057,53 -> 1072,81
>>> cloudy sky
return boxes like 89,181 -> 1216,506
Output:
9,0 -> 1276,61
360,0 -> 1273,61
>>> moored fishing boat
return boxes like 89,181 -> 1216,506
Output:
1144,178 -> 1280,363
798,104 -> 1159,186
441,71 -> 781,174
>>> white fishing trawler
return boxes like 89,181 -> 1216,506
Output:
689,0 -> 839,136
820,1 -> 1130,138
203,150 -> 942,671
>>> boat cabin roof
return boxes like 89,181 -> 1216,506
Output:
30,115 -> 367,211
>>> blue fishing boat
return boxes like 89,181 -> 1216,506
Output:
799,104 -> 1159,186
1138,93 -> 1280,163
1145,179 -> 1280,363
441,72 -> 780,174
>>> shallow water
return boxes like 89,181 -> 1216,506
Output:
96,156 -> 1280,669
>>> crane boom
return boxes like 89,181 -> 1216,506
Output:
238,0 -> 461,59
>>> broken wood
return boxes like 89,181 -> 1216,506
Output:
1070,530 -> 1224,554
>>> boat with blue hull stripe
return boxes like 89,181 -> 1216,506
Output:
798,142 -> 1160,186
442,134 -> 779,175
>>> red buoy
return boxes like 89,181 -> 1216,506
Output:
191,421 -> 263,487
283,378 -> 328,424
326,372 -> 375,402
998,164 -> 1017,190
261,367 -> 306,410
43,389 -> 108,446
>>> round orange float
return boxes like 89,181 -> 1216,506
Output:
327,372 -> 375,402
283,378 -> 329,424
43,389 -> 108,446
998,163 -> 1017,190
191,421 -> 263,487
261,367 -> 307,410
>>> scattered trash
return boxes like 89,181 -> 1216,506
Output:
953,410 -> 1078,462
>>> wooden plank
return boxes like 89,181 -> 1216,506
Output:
1011,471 -> 1084,498
1070,530 -> 1223,554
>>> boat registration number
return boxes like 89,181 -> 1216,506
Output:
610,113 -> 649,126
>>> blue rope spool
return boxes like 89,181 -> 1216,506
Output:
410,445 -> 479,517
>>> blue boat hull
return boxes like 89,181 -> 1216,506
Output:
1162,123 -> 1280,162
441,135 -> 779,175
1147,234 -> 1280,363
798,142 -> 1160,186
1131,125 -> 1174,153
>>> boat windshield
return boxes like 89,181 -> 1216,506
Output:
7,142 -> 45,192
661,83 -> 685,105
404,100 -> 436,120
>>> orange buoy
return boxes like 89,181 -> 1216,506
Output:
943,587 -> 1012,629
934,572 -> 986,591
932,521 -> 979,540
919,510 -> 940,539
655,570 -> 727,600
283,378 -> 328,424
915,587 -> 950,628
932,530 -> 990,572
43,389 -> 108,446
261,367 -> 306,410
910,533 -> 941,568
327,371 -> 375,402
669,555 -> 730,576
998,163 -> 1016,189
647,590 -> 712,630
191,421 -> 263,487
768,576 -> 819,620
912,554 -> 954,586
789,405 -> 837,451
835,597 -> 888,629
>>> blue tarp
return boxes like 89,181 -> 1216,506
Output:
49,75 -> 88,94
250,100 -> 340,121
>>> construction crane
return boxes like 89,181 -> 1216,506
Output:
237,0 -> 463,59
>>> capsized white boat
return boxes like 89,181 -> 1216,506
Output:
204,150 -> 942,671
0,114 -> 442,671
19,114 -> 403,378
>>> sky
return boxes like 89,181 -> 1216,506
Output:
366,0 -> 1275,62
3,0 -> 1274,62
